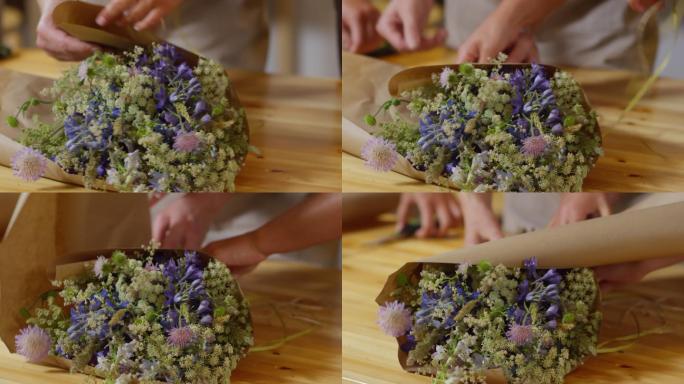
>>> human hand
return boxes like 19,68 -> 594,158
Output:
151,194 -> 230,250
342,0 -> 383,53
594,255 -> 684,292
203,232 -> 268,276
456,12 -> 538,64
96,0 -> 183,31
628,0 -> 662,12
395,193 -> 462,238
37,0 -> 99,61
458,193 -> 503,246
548,193 -> 619,228
376,0 -> 446,52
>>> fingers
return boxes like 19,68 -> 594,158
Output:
456,39 -> 479,63
447,198 -> 462,224
37,26 -> 98,61
124,0 -> 156,25
506,37 -> 533,63
96,0 -> 137,26
377,16 -> 408,51
597,196 -> 611,217
401,14 -> 422,50
434,203 -> 453,237
342,26 -> 351,51
148,192 -> 166,206
395,195 -> 411,231
416,197 -> 434,238
151,214 -> 170,246
134,7 -> 166,31
477,41 -> 500,64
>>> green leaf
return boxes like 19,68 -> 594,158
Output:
562,313 -> 575,324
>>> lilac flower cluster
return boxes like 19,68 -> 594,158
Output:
19,247 -> 252,383
17,43 -> 249,192
364,58 -> 602,192
378,258 -> 601,384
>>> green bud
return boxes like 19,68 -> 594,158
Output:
212,104 -> 225,117
214,306 -> 227,317
459,63 -> 474,76
477,260 -> 492,273
391,98 -> 401,106
111,251 -> 127,267
563,116 -> 576,127
562,313 -> 575,324
30,98 -> 40,106
103,55 -> 116,66
6,115 -> 18,128
364,114 -> 377,126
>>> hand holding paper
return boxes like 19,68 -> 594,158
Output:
37,0 -> 98,61
96,0 -> 183,31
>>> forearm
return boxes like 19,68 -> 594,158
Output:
253,194 -> 342,256
494,0 -> 565,29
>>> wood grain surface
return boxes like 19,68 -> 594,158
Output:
0,260 -> 342,384
342,216 -> 684,384
342,48 -> 684,192
0,49 -> 341,192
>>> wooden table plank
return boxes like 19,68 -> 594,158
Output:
342,48 -> 684,192
0,260 -> 342,384
342,216 -> 684,384
0,50 -> 341,192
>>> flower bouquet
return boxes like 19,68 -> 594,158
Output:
374,201 -> 684,383
361,55 -> 602,192
377,258 -> 601,383
12,247 -> 253,383
8,42 -> 249,192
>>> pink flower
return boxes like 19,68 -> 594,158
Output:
15,326 -> 51,362
377,301 -> 412,337
11,147 -> 47,182
168,326 -> 195,349
173,132 -> 201,153
361,137 -> 398,172
507,323 -> 534,346
521,135 -> 548,157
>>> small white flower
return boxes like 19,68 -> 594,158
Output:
431,345 -> 447,362
439,67 -> 456,89
93,255 -> 107,278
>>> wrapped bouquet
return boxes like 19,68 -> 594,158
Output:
362,56 -> 602,192
377,258 -> 601,384
14,247 -> 253,383
9,43 -> 249,192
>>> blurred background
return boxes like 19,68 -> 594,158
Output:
0,0 -> 341,79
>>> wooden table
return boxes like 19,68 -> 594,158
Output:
342,48 -> 684,192
0,260 -> 342,384
0,49 -> 341,192
342,216 -> 684,384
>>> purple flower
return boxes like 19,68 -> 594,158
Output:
521,135 -> 548,157
15,326 -> 51,362
193,100 -> 207,116
12,147 -> 47,182
167,326 -> 195,349
361,137 -> 398,172
507,323 -> 534,346
551,123 -> 564,136
377,301 -> 412,337
200,114 -> 212,125
173,132 -> 201,153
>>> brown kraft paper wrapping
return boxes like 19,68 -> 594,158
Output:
375,201 -> 684,373
0,193 -> 151,352
0,1 -> 245,189
342,52 -> 599,187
